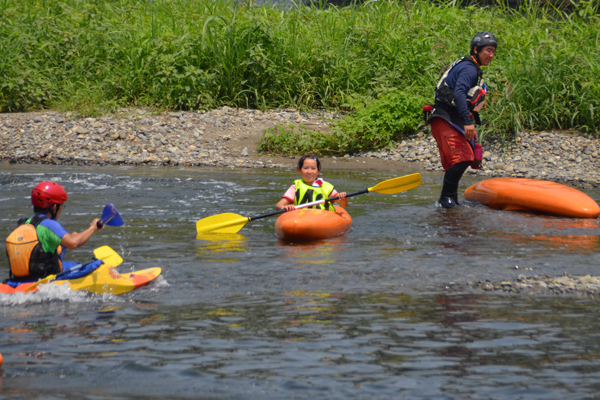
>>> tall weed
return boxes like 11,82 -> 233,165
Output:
1,0 -> 599,147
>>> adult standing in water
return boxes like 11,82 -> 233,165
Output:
428,31 -> 497,208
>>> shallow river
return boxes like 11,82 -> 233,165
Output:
1,164 -> 600,399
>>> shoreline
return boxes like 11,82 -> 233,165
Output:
1,107 -> 600,191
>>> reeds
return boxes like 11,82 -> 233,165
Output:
1,0 -> 599,137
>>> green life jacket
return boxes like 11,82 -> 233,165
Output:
293,179 -> 335,211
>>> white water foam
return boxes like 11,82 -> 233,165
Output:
0,283 -> 120,306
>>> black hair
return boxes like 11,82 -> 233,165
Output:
297,155 -> 321,171
33,203 -> 61,219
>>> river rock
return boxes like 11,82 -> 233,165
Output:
585,144 -> 596,155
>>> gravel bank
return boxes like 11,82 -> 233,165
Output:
0,107 -> 338,170
2,107 -> 600,189
460,274 -> 600,297
356,130 -> 600,190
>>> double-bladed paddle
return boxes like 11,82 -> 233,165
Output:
195,173 -> 421,235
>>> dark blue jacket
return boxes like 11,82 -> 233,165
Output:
440,60 -> 480,127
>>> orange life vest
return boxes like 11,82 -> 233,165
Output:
5,215 -> 62,281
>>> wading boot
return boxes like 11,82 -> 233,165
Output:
452,192 -> 461,206
436,196 -> 457,209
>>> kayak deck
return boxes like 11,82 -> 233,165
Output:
56,264 -> 162,295
275,206 -> 352,241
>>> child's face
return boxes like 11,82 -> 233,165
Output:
298,158 -> 319,185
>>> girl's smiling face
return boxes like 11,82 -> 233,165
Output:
298,158 -> 320,185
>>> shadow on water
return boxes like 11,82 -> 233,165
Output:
1,164 -> 600,399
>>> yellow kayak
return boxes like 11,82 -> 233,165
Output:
1,246 -> 161,296
54,263 -> 162,295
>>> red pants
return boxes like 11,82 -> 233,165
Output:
430,118 -> 474,171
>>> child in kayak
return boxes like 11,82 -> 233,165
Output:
276,155 -> 347,212
5,181 -> 102,282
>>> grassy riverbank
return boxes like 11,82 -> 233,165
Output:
1,0 -> 599,150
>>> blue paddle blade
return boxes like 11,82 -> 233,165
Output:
101,203 -> 124,227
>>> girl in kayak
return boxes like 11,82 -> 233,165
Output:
276,155 -> 347,212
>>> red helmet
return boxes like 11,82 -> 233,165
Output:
31,181 -> 68,208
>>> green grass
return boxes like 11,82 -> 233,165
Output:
1,0 -> 599,153
258,91 -> 427,155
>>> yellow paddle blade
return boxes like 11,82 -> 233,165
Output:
368,173 -> 422,195
196,213 -> 251,235
94,246 -> 124,267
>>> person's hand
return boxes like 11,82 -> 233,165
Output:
91,218 -> 101,232
337,192 -> 347,199
464,125 -> 478,142
284,204 -> 295,212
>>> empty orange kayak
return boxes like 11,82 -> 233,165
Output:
464,178 -> 600,218
275,206 -> 352,241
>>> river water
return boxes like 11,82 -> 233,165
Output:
1,164 -> 600,399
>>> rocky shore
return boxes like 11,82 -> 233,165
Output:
2,107 -> 600,190
0,107 -> 315,169
359,129 -> 600,190
460,273 -> 600,298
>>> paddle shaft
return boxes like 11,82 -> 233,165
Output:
248,188 -> 369,223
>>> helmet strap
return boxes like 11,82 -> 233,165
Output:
471,54 -> 481,67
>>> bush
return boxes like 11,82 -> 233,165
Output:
258,91 -> 426,155
331,91 -> 427,153
258,125 -> 334,154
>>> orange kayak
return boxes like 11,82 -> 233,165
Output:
275,206 -> 352,241
464,178 -> 600,218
